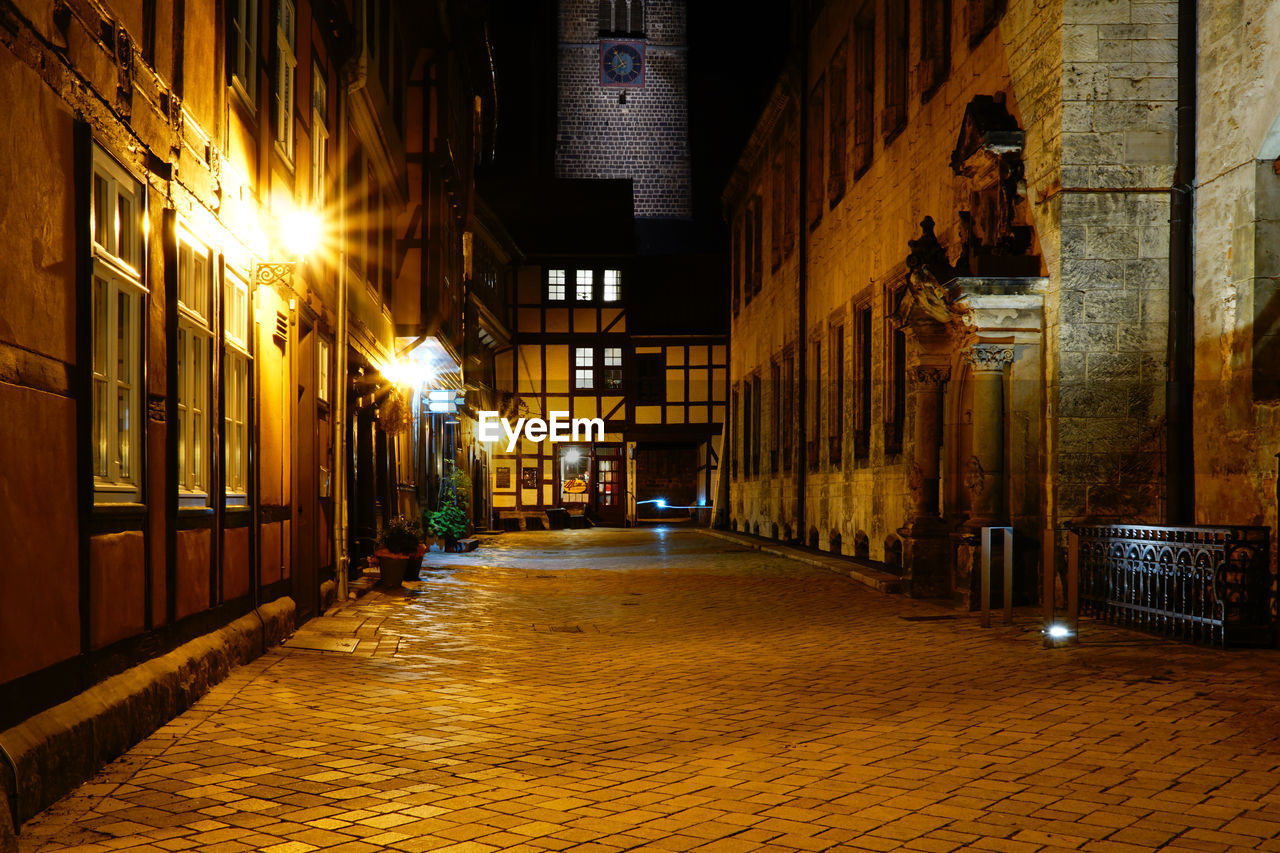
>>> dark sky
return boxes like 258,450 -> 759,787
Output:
484,0 -> 791,251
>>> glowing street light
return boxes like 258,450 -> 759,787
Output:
280,207 -> 323,259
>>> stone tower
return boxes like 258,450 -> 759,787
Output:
556,0 -> 691,221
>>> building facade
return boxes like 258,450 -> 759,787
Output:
723,0 -> 1198,604
0,0 -> 497,828
555,0 -> 691,221
484,180 -> 726,527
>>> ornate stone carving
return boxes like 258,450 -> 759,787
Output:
899,217 -> 966,329
910,365 -> 951,385
967,344 -> 1013,372
964,455 -> 985,497
114,25 -> 134,113
147,395 -> 166,423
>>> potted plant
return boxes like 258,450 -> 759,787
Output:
375,516 -> 425,587
426,500 -> 469,552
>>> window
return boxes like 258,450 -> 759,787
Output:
884,0 -> 908,137
228,0 -> 258,104
855,305 -> 872,458
575,347 -> 594,389
807,75 -> 824,228
828,39 -> 847,205
742,378 -> 752,478
808,339 -> 821,471
771,140 -> 784,270
603,269 -> 621,301
770,360 -> 781,472
750,194 -> 763,296
731,384 -> 740,479
177,228 -> 214,505
920,0 -> 951,98
311,61 -> 329,207
886,288 -> 906,455
782,350 -> 794,471
91,146 -> 146,503
637,353 -> 665,404
731,219 -> 741,315
743,202 -> 756,305
599,0 -> 644,35
225,269 -> 251,505
604,347 -> 623,389
576,269 -> 594,301
274,0 -> 297,159
829,324 -> 844,467
318,336 -> 331,404
784,109 -> 798,257
853,7 -> 875,176
751,374 -> 762,476
547,268 -> 566,301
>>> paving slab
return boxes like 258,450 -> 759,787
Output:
17,528 -> 1280,852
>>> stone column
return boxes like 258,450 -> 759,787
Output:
965,343 -> 1013,527
907,365 -> 949,522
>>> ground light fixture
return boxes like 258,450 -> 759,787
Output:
1043,622 -> 1075,648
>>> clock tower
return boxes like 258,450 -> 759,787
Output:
556,0 -> 691,223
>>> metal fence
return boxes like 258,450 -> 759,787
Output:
1074,524 -> 1273,647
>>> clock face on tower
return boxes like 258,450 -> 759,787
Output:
600,41 -> 645,87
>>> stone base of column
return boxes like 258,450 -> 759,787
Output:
900,519 -> 953,598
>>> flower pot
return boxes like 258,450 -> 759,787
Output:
375,545 -> 425,587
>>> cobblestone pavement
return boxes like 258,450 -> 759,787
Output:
20,528 -> 1280,853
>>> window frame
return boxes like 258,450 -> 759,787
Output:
547,268 -> 566,301
176,225 -> 215,507
603,346 -> 624,390
575,346 -> 595,390
229,0 -> 259,109
576,269 -> 594,302
91,146 -> 148,504
224,267 -> 252,506
274,0 -> 298,162
311,59 -> 329,208
603,269 -> 622,302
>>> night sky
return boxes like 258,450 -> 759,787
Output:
484,0 -> 791,251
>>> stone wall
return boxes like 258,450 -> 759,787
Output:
724,0 -> 1188,601
1191,0 -> 1280,537
556,0 -> 692,218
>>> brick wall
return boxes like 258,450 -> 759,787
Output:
556,0 -> 692,218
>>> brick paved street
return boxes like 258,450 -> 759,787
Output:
19,529 -> 1280,852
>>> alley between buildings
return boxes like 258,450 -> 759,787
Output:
20,529 -> 1280,853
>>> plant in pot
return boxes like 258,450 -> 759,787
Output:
426,500 -> 469,552
375,516 -> 425,587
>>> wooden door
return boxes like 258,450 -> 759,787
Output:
593,445 -> 625,526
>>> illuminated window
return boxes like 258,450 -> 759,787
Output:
224,269 -> 251,505
576,269 -> 594,301
311,61 -> 328,207
317,337 -> 331,404
273,0 -> 297,159
547,268 -> 566,301
91,145 -> 146,504
575,347 -> 594,389
604,347 -> 623,389
228,0 -> 258,105
603,269 -> 621,301
177,228 -> 213,505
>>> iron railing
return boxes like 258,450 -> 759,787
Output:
1075,524 -> 1273,647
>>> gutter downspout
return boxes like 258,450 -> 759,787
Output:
334,61 -> 359,605
796,52 -> 809,543
1167,0 -> 1196,524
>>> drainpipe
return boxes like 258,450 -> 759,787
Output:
796,42 -> 810,543
333,67 -> 354,606
1167,0 -> 1196,524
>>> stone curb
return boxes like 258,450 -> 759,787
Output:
697,528 -> 905,594
0,597 -> 295,840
